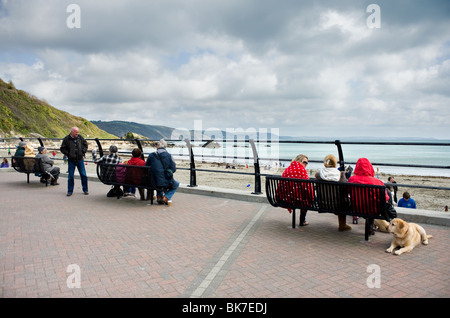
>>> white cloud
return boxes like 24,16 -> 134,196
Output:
0,0 -> 449,138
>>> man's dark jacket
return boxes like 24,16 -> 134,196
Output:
145,148 -> 176,189
60,134 -> 88,162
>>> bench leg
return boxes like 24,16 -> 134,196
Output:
149,190 -> 154,205
364,218 -> 375,241
365,219 -> 370,241
292,209 -> 296,229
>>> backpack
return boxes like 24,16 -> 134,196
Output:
115,163 -> 126,183
107,185 -> 123,198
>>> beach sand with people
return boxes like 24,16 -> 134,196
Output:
2,142 -> 449,213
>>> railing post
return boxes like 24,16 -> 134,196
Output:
94,138 -> 104,157
334,140 -> 345,172
184,139 -> 197,187
134,138 -> 144,159
134,138 -> 143,152
249,139 -> 262,194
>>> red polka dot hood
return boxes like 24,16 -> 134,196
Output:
352,157 -> 375,177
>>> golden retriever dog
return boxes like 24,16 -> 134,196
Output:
386,218 -> 432,255
374,219 -> 389,232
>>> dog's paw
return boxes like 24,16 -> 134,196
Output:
422,240 -> 429,245
394,250 -> 403,255
385,248 -> 393,253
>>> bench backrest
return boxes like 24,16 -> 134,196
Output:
11,156 -> 45,174
266,175 -> 388,219
96,162 -> 155,188
270,176 -> 317,210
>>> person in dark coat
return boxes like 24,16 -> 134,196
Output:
14,141 -> 27,157
60,127 -> 88,196
145,139 -> 179,206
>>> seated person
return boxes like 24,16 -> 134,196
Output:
92,145 -> 122,182
14,141 -> 27,157
36,147 -> 61,185
397,191 -> 417,209
348,158 -> 397,234
23,144 -> 36,171
12,141 -> 27,167
1,158 -> 9,168
278,154 -> 312,226
145,139 -> 179,206
315,154 -> 341,181
315,154 -> 351,231
124,148 -> 147,200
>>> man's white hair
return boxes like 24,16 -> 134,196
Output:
158,139 -> 167,148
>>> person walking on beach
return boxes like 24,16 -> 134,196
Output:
280,154 -> 312,226
60,127 -> 89,196
388,176 -> 398,203
145,139 -> 179,206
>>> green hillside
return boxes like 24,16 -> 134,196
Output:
0,78 -> 116,138
91,120 -> 175,140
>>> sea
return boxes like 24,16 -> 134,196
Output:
152,138 -> 450,178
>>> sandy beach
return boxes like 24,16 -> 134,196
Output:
2,140 -> 449,212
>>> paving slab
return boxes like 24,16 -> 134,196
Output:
1,171 -> 449,303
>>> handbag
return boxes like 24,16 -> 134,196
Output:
107,185 -> 123,198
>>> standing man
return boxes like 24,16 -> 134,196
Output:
388,176 -> 398,203
60,127 -> 89,196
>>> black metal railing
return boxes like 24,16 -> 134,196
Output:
1,137 -> 449,194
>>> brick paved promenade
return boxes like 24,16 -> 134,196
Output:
1,170 -> 449,301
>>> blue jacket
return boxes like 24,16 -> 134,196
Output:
145,148 -> 176,188
398,198 -> 417,209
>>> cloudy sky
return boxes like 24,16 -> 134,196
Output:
1,0 -> 449,139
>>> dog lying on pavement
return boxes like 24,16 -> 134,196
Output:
386,218 -> 432,255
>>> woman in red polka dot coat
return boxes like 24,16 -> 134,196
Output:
280,154 -> 312,226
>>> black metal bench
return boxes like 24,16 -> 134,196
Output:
11,156 -> 52,186
96,162 -> 162,204
93,138 -> 164,204
265,175 -> 391,241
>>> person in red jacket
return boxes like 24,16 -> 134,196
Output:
348,158 -> 397,232
124,148 -> 146,199
124,148 -> 145,200
280,154 -> 313,226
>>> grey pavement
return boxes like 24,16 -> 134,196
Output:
1,169 -> 449,300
